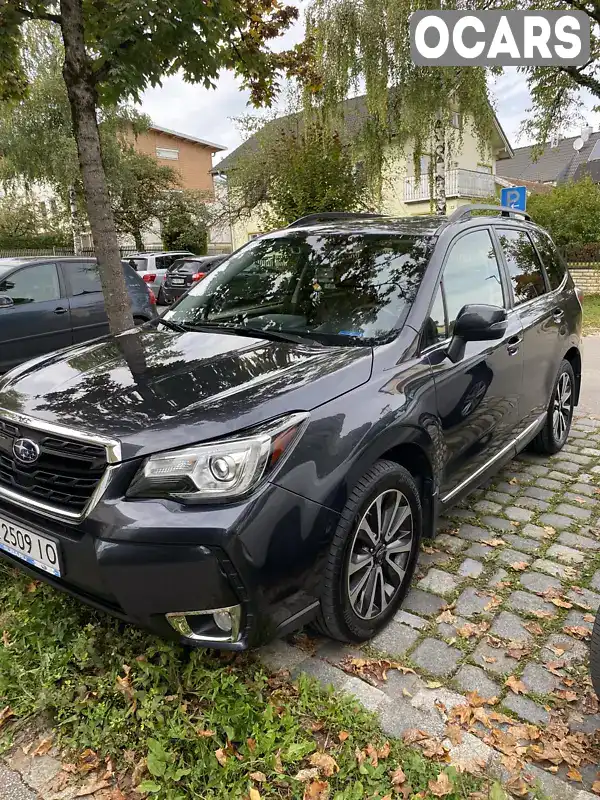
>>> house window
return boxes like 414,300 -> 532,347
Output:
156,147 -> 179,160
451,112 -> 462,129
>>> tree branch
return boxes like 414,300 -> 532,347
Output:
560,0 -> 600,26
92,37 -> 138,84
560,65 -> 600,100
14,5 -> 62,23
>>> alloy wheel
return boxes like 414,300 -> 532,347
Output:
553,371 -> 572,443
346,489 -> 413,620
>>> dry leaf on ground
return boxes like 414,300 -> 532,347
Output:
337,731 -> 349,742
563,626 -> 591,641
0,706 -> 14,728
309,753 -> 339,777
249,789 -> 261,800
74,779 -> 111,797
428,772 -> 453,797
390,766 -> 407,786
249,772 -> 266,783
294,768 -> 320,783
215,748 -> 228,767
32,737 -> 53,757
567,768 -> 583,782
78,750 -> 100,774
303,780 -> 329,800
510,562 -> 529,571
505,676 -> 527,695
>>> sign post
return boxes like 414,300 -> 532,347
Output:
501,186 -> 527,211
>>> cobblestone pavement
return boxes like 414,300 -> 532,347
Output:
260,413 -> 600,799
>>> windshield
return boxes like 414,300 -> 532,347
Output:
170,260 -> 205,275
166,232 -> 433,345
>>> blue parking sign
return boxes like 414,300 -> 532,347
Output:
501,186 -> 527,211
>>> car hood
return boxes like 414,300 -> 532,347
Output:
0,327 -> 373,460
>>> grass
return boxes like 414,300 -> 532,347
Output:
0,565 -> 493,800
582,294 -> 600,334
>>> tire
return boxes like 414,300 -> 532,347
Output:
314,460 -> 422,643
591,610 -> 600,700
157,287 -> 165,305
133,316 -> 146,326
530,359 -> 575,455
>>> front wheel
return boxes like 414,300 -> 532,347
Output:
530,359 -> 575,454
591,610 -> 600,700
314,460 -> 422,643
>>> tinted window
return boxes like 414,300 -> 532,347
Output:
171,260 -> 204,275
423,285 -> 446,348
497,228 -> 547,304
531,230 -> 567,290
66,261 -> 101,295
443,230 -> 504,330
0,263 -> 61,304
168,233 -> 433,344
127,258 -> 148,272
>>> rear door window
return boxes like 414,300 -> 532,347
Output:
127,258 -> 148,272
496,228 -> 547,305
65,261 -> 102,295
0,263 -> 61,304
530,231 -> 567,290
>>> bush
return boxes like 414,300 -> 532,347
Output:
527,176 -> 600,247
0,231 -> 71,250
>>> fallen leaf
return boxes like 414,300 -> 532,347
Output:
543,526 -> 556,536
487,539 -> 507,547
78,749 -> 100,774
510,562 -> 529,571
26,580 -> 40,592
390,766 -> 407,786
337,731 -> 349,742
436,609 -> 456,624
549,646 -> 566,656
421,738 -> 448,759
310,721 -> 324,732
249,772 -> 267,783
74,779 -> 111,797
524,622 -> 544,636
446,724 -> 463,745
403,729 -> 429,745
402,688 -> 413,697
341,656 -> 399,684
466,691 -> 497,707
506,776 -> 529,797
545,661 -> 566,676
294,768 -> 320,782
426,681 -> 443,689
584,614 -> 596,623
197,729 -> 215,738
249,789 -> 261,800
592,779 -> 600,795
0,706 -> 14,729
550,598 -> 573,609
303,780 -> 329,800
274,750 -> 283,773
309,753 -> 339,777
32,736 -> 53,756
509,478 -> 519,485
458,621 -> 490,639
365,743 -> 378,767
531,609 -> 555,619
567,768 -> 583,782
428,772 -> 453,797
563,625 -> 591,641
482,655 -> 497,664
505,676 -> 527,695
553,689 -> 578,703
215,748 -> 228,767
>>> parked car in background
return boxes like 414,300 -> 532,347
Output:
161,255 -> 229,304
0,207 -> 582,650
121,252 -> 194,304
0,257 -> 157,373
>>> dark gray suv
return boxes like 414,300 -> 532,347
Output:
0,257 -> 158,373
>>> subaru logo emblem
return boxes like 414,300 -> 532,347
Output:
13,438 -> 40,465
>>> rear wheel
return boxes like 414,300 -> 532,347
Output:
530,359 -> 575,455
314,460 -> 421,643
133,316 -> 146,326
157,287 -> 165,305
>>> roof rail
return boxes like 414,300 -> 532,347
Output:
287,212 -> 384,228
447,204 -> 531,224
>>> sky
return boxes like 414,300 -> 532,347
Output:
139,8 -> 600,165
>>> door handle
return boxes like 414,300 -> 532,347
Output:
553,308 -> 565,322
506,335 -> 522,356
53,307 -> 68,315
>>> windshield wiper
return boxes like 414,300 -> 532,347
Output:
155,317 -> 189,333
177,321 -> 324,347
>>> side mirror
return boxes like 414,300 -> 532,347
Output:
447,304 -> 507,363
0,295 -> 14,309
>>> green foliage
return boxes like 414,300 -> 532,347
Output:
0,193 -> 69,249
0,565 -> 489,799
527,177 -> 600,246
161,192 -> 209,254
229,116 -> 374,228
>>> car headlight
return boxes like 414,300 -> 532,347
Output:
127,412 -> 308,502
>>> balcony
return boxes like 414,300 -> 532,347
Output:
403,168 -> 496,203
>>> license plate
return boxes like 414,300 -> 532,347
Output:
0,516 -> 61,577
171,278 -> 185,285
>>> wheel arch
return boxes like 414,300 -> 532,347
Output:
563,346 -> 582,405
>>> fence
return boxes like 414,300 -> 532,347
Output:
0,244 -> 231,259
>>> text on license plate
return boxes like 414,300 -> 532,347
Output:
0,517 -> 61,577
170,278 -> 185,285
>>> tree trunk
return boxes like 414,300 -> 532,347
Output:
59,0 -> 134,334
133,229 -> 144,251
433,115 -> 446,216
68,185 -> 81,254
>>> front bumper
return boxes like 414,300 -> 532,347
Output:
0,479 -> 339,649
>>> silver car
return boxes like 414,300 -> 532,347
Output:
121,251 -> 194,304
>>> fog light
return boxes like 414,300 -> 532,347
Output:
209,455 -> 237,482
213,609 -> 233,632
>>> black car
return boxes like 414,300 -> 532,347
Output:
161,255 -> 229,304
0,257 -> 158,373
0,206 -> 582,649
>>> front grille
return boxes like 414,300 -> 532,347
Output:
0,419 -> 108,514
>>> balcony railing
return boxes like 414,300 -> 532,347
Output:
403,168 -> 495,203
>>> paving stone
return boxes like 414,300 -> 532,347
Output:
494,481 -> 520,496
465,542 -> 493,559
456,524 -> 497,544
490,611 -> 532,642
520,571 -> 562,594
383,668 -> 427,700
519,463 -> 550,477
435,533 -> 468,554
503,694 -> 550,726
378,696 -> 445,740
547,470 -> 576,482
457,558 -> 484,579
411,638 -> 462,677
521,523 -> 554,541
558,531 -> 600,551
582,446 -> 600,456
532,558 -> 578,580
472,641 -> 520,675
474,499 -> 504,515
444,507 -> 478,522
342,676 -> 387,712
552,460 -> 582,475
485,491 -> 513,505
501,534 -> 541,554
590,569 -> 600,592
454,665 -> 500,698
507,590 -> 556,616
260,640 -> 310,671
455,587 -> 495,618
559,452 -> 592,465
539,513 -> 577,531
496,548 -> 533,567
546,544 -> 585,564
523,486 -> 555,501
291,657 -> 347,689
520,663 -> 560,695
315,641 -> 363,663
568,711 -> 600,735
564,609 -> 595,632
555,503 -> 593,520
504,506 -> 535,522
570,481 -> 597,496
514,496 -> 550,512
536,477 -> 564,491
481,516 -> 516,532
489,568 -> 510,587
403,589 -> 447,617
417,569 -> 460,596
567,587 -> 600,612
417,551 -> 453,571
437,615 -> 469,641
371,622 -> 420,656
563,491 -> 594,506
394,610 -> 428,630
